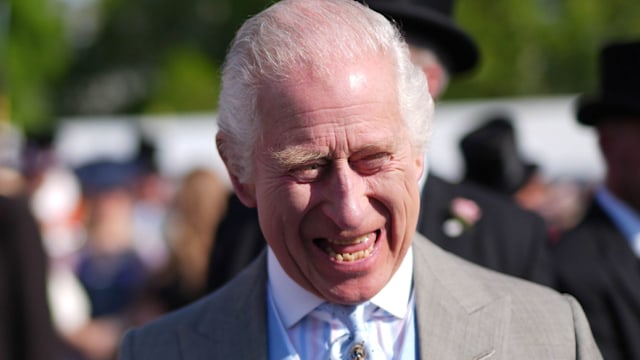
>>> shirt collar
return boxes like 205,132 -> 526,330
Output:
267,246 -> 414,328
596,186 -> 640,253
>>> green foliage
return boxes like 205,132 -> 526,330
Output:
446,0 -> 640,99
7,0 -> 640,132
55,0 -> 270,118
144,48 -> 220,113
6,0 -> 69,133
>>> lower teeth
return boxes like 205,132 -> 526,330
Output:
326,241 -> 375,262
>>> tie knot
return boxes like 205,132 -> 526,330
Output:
340,305 -> 366,334
316,303 -> 367,333
315,303 -> 370,359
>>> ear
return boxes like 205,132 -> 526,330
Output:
216,133 -> 257,208
421,63 -> 446,99
228,173 -> 257,208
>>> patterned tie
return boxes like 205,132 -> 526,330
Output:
325,303 -> 368,360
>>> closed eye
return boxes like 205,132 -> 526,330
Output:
350,152 -> 391,175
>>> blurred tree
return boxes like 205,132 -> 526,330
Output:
56,0 -> 269,116
1,0 -> 9,123
143,47 -> 219,114
6,0 -> 640,133
447,0 -> 640,99
6,0 -> 69,134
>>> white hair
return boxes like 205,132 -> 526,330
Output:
217,0 -> 433,183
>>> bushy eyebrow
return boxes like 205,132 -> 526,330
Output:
270,146 -> 327,170
353,143 -> 397,156
269,141 -> 399,169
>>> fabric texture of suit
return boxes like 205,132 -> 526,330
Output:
120,233 -> 601,359
419,174 -> 555,286
553,199 -> 640,360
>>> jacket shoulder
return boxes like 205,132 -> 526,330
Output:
119,252 -> 269,359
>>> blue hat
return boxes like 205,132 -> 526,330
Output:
74,159 -> 139,195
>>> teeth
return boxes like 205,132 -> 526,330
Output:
325,239 -> 375,262
327,234 -> 369,245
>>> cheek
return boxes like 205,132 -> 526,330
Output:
368,172 -> 420,211
258,180 -> 312,220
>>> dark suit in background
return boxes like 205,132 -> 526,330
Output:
0,195 -> 67,360
206,194 -> 264,292
554,201 -> 640,360
420,175 -> 554,286
551,40 -> 640,360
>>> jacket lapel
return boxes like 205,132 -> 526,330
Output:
413,237 -> 509,359
177,252 -> 269,359
173,238 -> 510,359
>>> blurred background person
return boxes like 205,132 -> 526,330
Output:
147,167 -> 229,314
129,138 -> 172,274
0,193 -> 71,360
459,112 -> 588,238
0,126 -> 69,359
378,0 -> 555,286
15,129 -> 95,359
69,158 -> 148,360
552,39 -> 640,360
459,114 -> 539,197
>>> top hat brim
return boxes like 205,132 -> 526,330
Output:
364,0 -> 479,74
576,95 -> 640,126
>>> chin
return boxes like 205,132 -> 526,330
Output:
324,274 -> 389,305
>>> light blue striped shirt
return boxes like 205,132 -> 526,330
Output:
266,247 -> 416,359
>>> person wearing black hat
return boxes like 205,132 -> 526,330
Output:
205,0 -> 555,294
552,40 -> 640,360
459,115 -> 538,196
363,0 -> 555,287
458,114 -> 585,236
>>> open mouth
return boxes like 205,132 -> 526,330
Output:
315,230 -> 380,262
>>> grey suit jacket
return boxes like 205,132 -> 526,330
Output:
120,235 -> 601,359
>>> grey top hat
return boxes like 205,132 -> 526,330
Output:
576,40 -> 640,126
360,0 -> 479,74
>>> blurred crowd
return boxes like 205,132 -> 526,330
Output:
0,125 -> 230,360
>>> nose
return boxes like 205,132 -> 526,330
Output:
321,161 -> 367,230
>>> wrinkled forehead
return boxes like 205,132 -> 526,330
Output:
253,58 -> 407,164
256,52 -> 400,123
